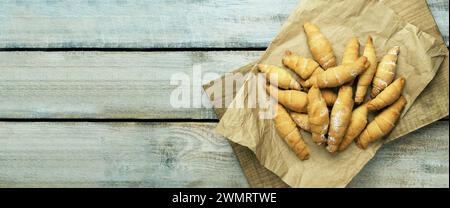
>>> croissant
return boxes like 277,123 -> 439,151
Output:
342,37 -> 360,64
356,96 -> 407,149
371,46 -> 400,98
315,56 -> 369,88
367,77 -> 405,111
291,112 -> 310,132
304,22 -> 337,69
266,84 -> 308,113
258,64 -> 301,90
326,85 -> 354,153
338,104 -> 368,151
355,36 -> 378,104
273,103 -> 310,160
302,67 -> 324,88
282,50 -> 323,80
307,86 -> 329,145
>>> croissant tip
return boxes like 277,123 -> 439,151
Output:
355,142 -> 365,149
360,56 -> 368,62
303,21 -> 315,29
398,96 -> 407,104
391,46 -> 400,53
326,145 -> 338,153
284,50 -> 293,56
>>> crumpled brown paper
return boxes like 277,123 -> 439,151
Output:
213,0 -> 447,188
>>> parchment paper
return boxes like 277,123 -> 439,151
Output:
213,0 -> 447,188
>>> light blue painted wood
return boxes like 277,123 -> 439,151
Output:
0,0 -> 297,48
0,122 -> 250,188
427,0 -> 449,45
349,120 -> 449,188
0,0 -> 446,48
0,51 -> 262,119
0,121 -> 447,187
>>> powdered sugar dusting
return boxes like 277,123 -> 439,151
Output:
310,34 -> 323,42
377,79 -> 388,87
388,48 -> 399,55
328,136 -> 336,143
323,58 -> 334,67
383,60 -> 396,66
320,134 -> 327,140
322,124 -> 329,134
334,98 -> 341,106
331,110 -> 344,128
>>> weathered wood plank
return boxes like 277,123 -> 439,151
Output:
0,121 -> 447,187
427,0 -> 449,45
0,0 -> 295,48
0,0 -> 447,48
349,120 -> 449,187
0,122 -> 249,188
0,51 -> 262,119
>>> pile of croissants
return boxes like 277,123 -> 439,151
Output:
259,22 -> 407,160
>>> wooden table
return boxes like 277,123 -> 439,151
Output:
0,0 -> 448,188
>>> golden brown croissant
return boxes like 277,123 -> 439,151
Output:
273,103 -> 310,160
339,104 -> 368,151
342,37 -> 360,64
314,56 -> 369,88
326,85 -> 354,153
371,46 -> 400,98
367,77 -> 405,111
356,96 -> 407,149
282,50 -> 323,80
307,86 -> 329,145
355,36 -> 378,104
266,84 -> 308,113
304,22 -> 337,69
258,64 -> 301,90
290,112 -> 310,132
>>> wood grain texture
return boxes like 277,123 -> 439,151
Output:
349,120 -> 449,187
0,0 -> 447,48
0,51 -> 262,119
0,122 -> 249,188
427,0 -> 449,45
0,0 -> 296,48
0,121 -> 447,187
